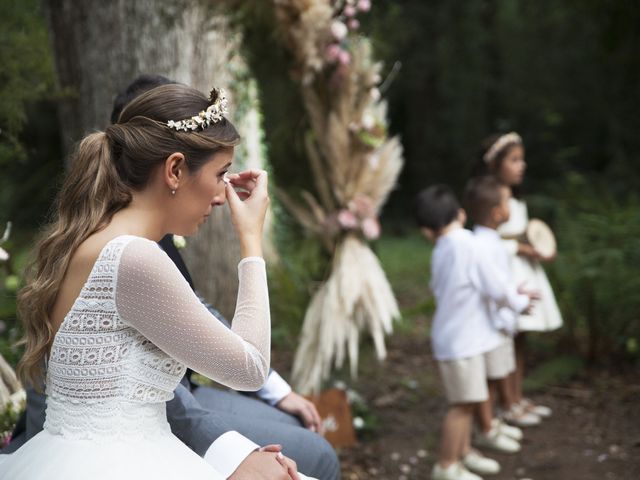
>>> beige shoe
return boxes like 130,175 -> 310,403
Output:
521,398 -> 552,418
474,426 -> 521,453
502,403 -> 541,427
491,418 -> 523,441
432,462 -> 484,480
463,449 -> 500,475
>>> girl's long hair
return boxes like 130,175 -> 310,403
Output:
17,84 -> 240,388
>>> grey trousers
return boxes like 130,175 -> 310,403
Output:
193,386 -> 341,480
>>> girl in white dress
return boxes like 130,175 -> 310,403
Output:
0,84 -> 305,479
473,132 -> 562,425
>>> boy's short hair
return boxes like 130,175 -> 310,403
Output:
414,184 -> 460,231
464,176 -> 503,224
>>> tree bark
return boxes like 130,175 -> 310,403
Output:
46,0 -> 268,319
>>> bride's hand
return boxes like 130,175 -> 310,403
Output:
225,169 -> 270,258
228,450 -> 293,480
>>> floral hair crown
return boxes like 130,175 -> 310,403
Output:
167,87 -> 228,132
483,132 -> 522,163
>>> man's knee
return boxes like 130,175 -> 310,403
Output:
316,436 -> 340,480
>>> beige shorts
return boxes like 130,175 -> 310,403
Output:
485,338 -> 516,380
438,355 -> 489,404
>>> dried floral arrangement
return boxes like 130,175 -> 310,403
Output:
273,0 -> 403,394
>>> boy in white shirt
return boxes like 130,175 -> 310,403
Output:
415,185 -> 535,480
465,177 -> 542,431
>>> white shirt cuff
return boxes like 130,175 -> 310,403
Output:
203,431 -> 259,478
256,370 -> 293,406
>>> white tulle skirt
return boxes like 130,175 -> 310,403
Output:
0,429 -> 224,480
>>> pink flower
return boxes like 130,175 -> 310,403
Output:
350,195 -> 376,218
348,19 -> 360,30
344,5 -> 357,17
325,43 -> 341,62
338,50 -> 351,65
337,210 -> 358,229
358,0 -> 371,12
362,217 -> 381,240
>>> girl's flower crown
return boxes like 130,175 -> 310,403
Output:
483,132 -> 522,163
167,87 -> 228,132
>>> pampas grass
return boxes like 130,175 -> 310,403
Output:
275,0 -> 403,394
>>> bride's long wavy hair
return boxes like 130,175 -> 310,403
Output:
17,84 -> 240,388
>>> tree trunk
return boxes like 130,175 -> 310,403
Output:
46,0 -> 270,318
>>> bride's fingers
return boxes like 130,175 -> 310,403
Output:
275,453 -> 300,480
229,169 -> 267,189
225,182 -> 243,211
228,170 -> 265,190
229,172 -> 268,202
228,177 -> 257,193
235,190 -> 250,201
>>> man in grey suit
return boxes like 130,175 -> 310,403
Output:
3,75 -> 340,480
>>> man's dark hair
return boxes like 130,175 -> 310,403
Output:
464,175 -> 503,225
110,74 -> 176,124
414,184 -> 460,231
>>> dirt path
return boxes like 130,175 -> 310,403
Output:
289,316 -> 640,480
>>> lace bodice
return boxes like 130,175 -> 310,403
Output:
44,235 -> 271,441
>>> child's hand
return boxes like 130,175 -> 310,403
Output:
517,243 -> 541,260
519,283 -> 541,315
518,283 -> 542,301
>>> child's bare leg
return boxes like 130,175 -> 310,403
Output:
438,403 -> 475,467
506,370 -> 517,407
475,383 -> 496,435
513,333 -> 527,404
497,376 -> 514,410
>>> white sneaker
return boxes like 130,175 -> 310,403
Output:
502,404 -> 541,427
463,449 -> 500,475
432,462 -> 484,480
521,398 -> 552,418
474,426 -> 521,453
491,418 -> 523,441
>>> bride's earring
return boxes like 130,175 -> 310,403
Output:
171,188 -> 177,195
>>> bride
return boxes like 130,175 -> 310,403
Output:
0,84 -> 305,479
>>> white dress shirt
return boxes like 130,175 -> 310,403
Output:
430,227 -> 529,361
474,225 -> 529,335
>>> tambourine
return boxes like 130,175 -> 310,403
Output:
525,219 -> 557,258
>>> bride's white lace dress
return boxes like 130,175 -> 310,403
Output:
0,235 -> 271,479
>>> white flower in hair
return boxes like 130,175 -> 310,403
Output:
167,87 -> 228,132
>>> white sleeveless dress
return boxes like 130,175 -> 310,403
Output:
0,235 -> 272,479
498,198 -> 563,332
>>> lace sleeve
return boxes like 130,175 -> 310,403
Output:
115,238 -> 270,391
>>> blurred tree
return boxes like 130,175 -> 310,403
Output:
0,0 -> 57,227
45,0 -> 266,318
